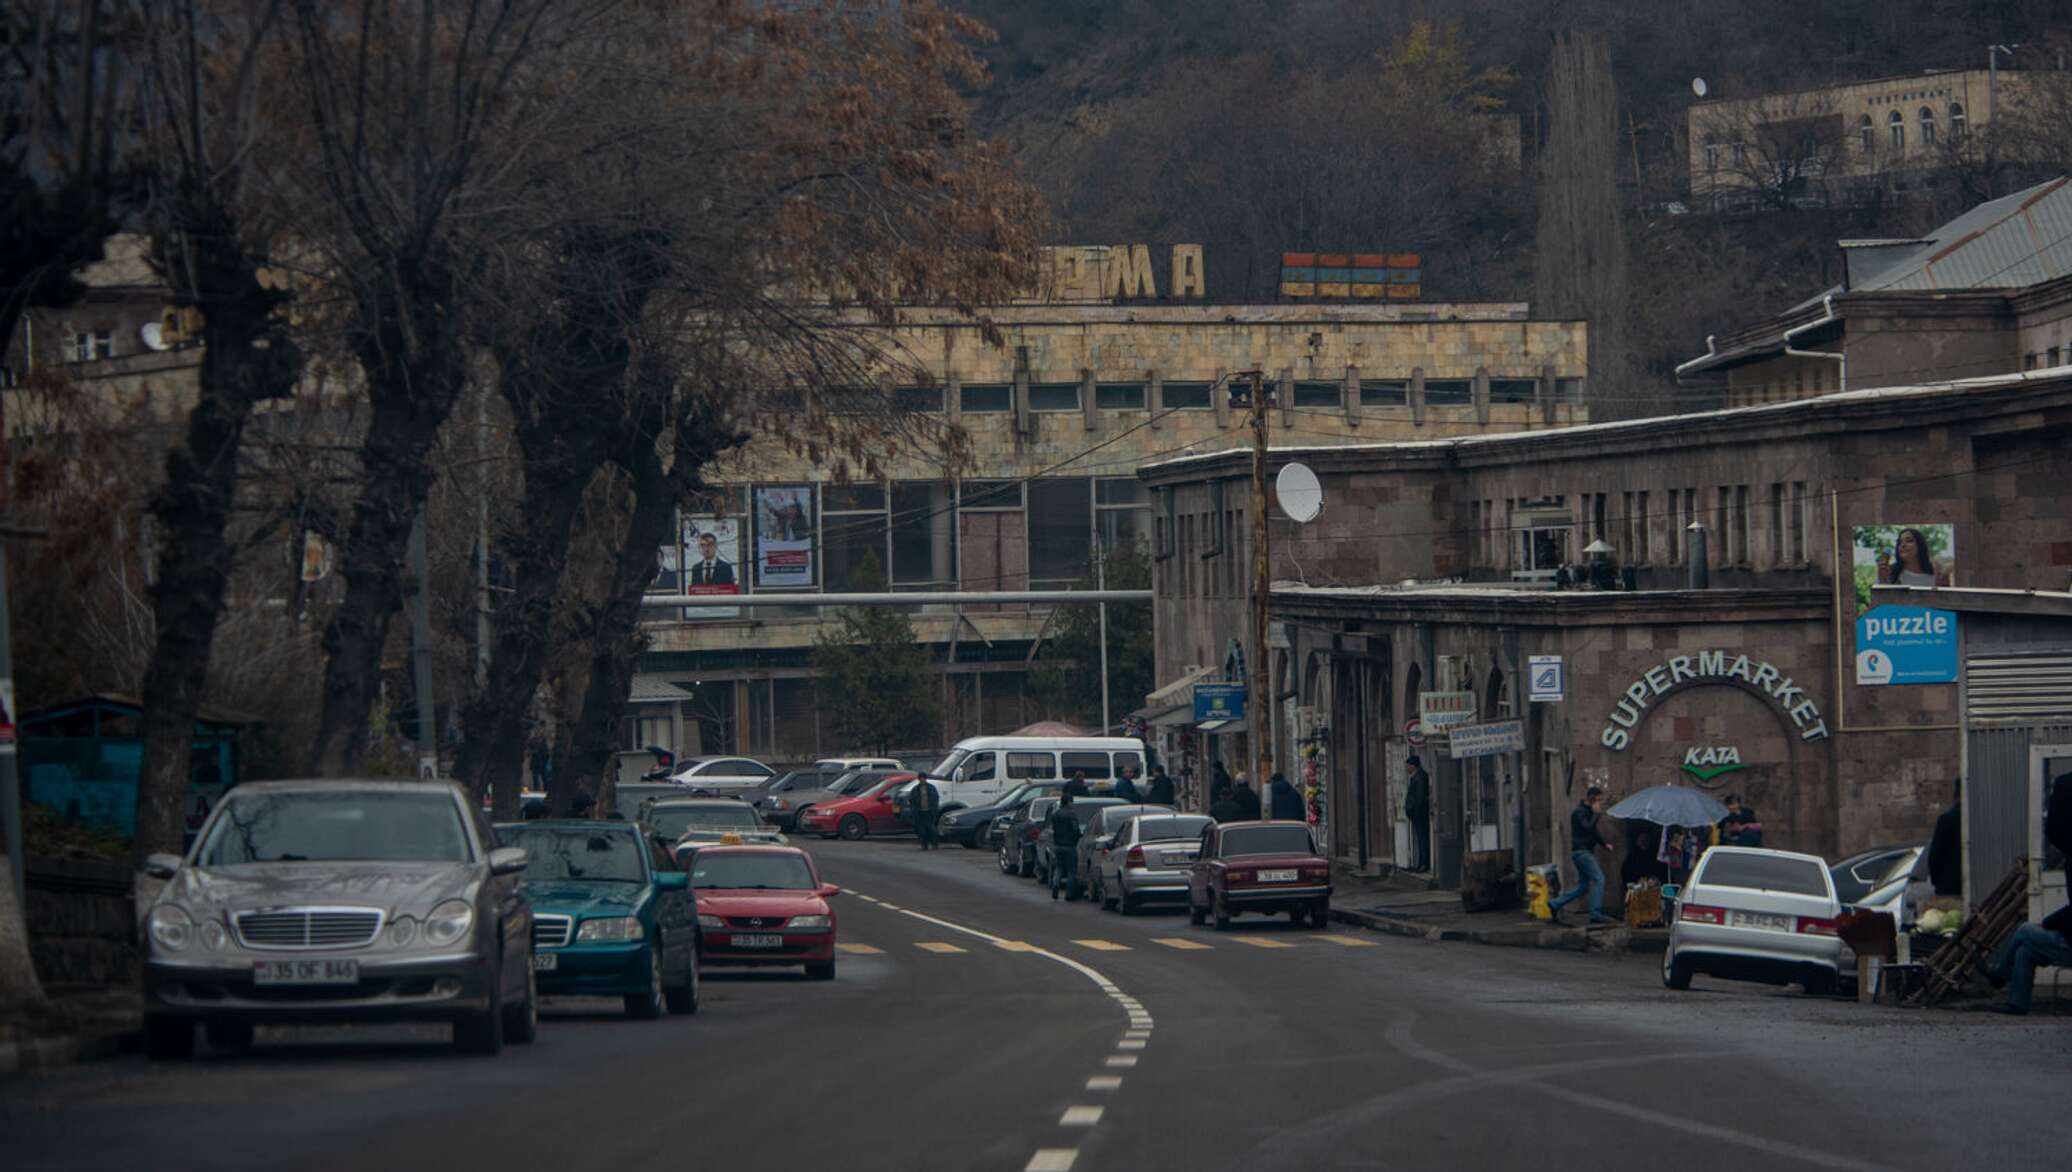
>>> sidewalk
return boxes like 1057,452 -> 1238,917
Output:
0,987 -> 142,1076
1330,883 -> 1670,954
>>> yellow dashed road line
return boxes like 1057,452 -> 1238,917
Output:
835,943 -> 883,955
1318,934 -> 1378,947
1150,937 -> 1212,950
915,941 -> 966,954
994,940 -> 1039,952
1228,935 -> 1296,949
1071,939 -> 1132,952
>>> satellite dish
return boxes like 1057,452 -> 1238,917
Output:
140,321 -> 169,351
1274,462 -> 1323,523
1691,77 -> 1709,99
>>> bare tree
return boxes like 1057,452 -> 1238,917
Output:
1535,30 -> 1635,414
1690,90 -> 1851,213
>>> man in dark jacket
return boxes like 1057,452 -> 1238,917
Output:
910,776 -> 942,850
1983,771 -> 2072,1014
1048,792 -> 1084,900
1209,787 -> 1243,824
1547,786 -> 1615,926
1146,767 -> 1175,808
1232,777 -> 1262,821
1268,772 -> 1304,821
1063,770 -> 1091,799
1114,767 -> 1140,804
1404,755 -> 1431,872
1927,779 -> 1963,896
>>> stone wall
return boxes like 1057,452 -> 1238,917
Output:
25,858 -> 137,990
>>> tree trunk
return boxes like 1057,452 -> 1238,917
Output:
309,281 -> 469,776
450,460 -> 592,818
134,229 -> 298,861
0,865 -> 44,1012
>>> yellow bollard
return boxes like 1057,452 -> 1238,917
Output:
1526,865 -> 1556,920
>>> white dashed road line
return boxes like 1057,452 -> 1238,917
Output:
1060,1106 -> 1104,1126
1025,1150 -> 1078,1172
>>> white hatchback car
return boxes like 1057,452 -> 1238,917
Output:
1664,846 -> 1844,995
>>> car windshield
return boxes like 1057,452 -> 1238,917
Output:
935,748 -> 971,777
1220,825 -> 1315,857
613,786 -> 679,820
1136,816 -> 1212,842
1700,852 -> 1829,896
503,826 -> 647,883
839,773 -> 887,795
1025,799 -> 1057,818
690,853 -> 816,890
770,771 -> 816,792
199,790 -> 471,865
648,804 -> 761,838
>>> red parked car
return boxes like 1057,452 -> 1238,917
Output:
1187,820 -> 1332,929
797,773 -> 918,841
690,845 -> 840,980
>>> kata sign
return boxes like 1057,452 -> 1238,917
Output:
1600,650 -> 1829,751
1680,746 -> 1749,784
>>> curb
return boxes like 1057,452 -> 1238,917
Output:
1330,906 -> 1665,953
0,1028 -> 141,1077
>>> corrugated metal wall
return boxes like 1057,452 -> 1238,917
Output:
1963,649 -> 2072,902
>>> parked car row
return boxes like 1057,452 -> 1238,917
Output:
138,779 -> 843,1062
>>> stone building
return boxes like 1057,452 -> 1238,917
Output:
1677,175 -> 2072,407
1139,367 -> 2072,898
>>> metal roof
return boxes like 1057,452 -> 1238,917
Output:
627,674 -> 695,704
1853,175 -> 2072,291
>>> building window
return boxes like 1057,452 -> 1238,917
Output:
1424,379 -> 1472,406
1029,382 -> 1082,412
1590,493 -> 1608,544
1291,380 -> 1341,409
961,383 -> 1011,413
1469,500 -> 1483,566
1095,477 -> 1149,556
2049,346 -> 2063,368
1787,481 -> 1807,563
1094,382 -> 1145,409
1888,110 -> 1905,151
1858,113 -> 1875,153
1666,490 -> 1682,564
2025,352 -> 2040,370
1029,478 -> 1092,588
1490,379 -> 1537,404
1949,102 -> 1966,138
1682,487 -> 1698,562
890,481 -> 954,587
1919,106 -> 1937,146
1635,490 -> 1650,564
894,385 -> 944,412
1703,134 -> 1721,173
68,330 -> 113,362
1556,377 -> 1585,402
1359,379 -> 1408,406
1161,381 -> 1212,410
1768,483 -> 1786,567
822,482 -> 888,592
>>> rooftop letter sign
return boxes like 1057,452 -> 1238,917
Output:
1600,651 -> 1828,750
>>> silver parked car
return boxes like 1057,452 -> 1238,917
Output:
1663,846 -> 1844,995
1076,804 -> 1175,897
140,779 -> 536,1059
1091,813 -> 1214,914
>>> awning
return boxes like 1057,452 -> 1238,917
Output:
1196,719 -> 1236,733
1145,664 -> 1217,709
628,674 -> 695,704
1146,705 -> 1194,728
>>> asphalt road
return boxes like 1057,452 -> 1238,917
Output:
2,836 -> 2066,1172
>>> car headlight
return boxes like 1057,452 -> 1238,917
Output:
389,915 -> 419,946
788,915 -> 830,929
697,914 -> 725,929
576,916 -> 645,942
148,905 -> 194,953
200,920 -> 229,952
424,899 -> 475,946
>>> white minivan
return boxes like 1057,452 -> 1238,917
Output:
927,736 -> 1148,813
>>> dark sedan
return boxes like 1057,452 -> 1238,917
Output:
1033,797 -> 1124,886
996,796 -> 1058,878
942,781 -> 1066,849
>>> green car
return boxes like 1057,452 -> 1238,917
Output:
496,820 -> 698,1019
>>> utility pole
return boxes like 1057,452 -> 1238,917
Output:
1094,533 -> 1111,731
1246,371 -> 1273,791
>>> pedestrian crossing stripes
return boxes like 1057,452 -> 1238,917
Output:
835,943 -> 883,955
1228,935 -> 1296,949
1150,937 -> 1212,950
1072,939 -> 1131,952
915,941 -> 966,953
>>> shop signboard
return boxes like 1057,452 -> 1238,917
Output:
1418,690 -> 1476,729
1446,718 -> 1524,759
1527,655 -> 1564,702
1851,523 -> 1955,614
754,485 -> 816,588
1854,605 -> 1958,685
681,516 -> 743,619
1193,683 -> 1246,724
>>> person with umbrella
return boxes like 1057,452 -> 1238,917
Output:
1548,785 -> 1617,926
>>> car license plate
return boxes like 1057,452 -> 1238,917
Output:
1259,869 -> 1298,882
1162,851 -> 1193,865
734,934 -> 783,948
532,953 -> 559,971
253,959 -> 359,986
1729,910 -> 1793,931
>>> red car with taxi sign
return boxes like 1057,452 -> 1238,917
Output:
690,844 -> 841,980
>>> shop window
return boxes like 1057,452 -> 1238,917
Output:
1360,379 -> 1408,406
1292,381 -> 1341,408
1095,382 -> 1146,409
890,481 -> 954,586
1162,381 -> 1212,410
1029,382 -> 1081,412
1027,477 -> 1092,587
1490,379 -> 1537,404
1424,379 -> 1471,406
961,383 -> 1011,413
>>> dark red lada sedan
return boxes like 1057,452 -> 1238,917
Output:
1187,820 -> 1332,930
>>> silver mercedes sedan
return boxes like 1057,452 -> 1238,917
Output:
140,779 -> 535,1059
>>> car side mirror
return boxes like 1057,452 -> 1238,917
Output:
488,847 -> 529,876
654,872 -> 689,891
144,853 -> 183,879
817,883 -> 841,898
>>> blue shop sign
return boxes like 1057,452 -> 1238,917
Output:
1193,683 -> 1247,723
1854,604 -> 1958,685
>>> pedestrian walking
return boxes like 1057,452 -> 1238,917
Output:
1982,771 -> 2072,1014
1212,760 -> 1233,801
1146,766 -> 1175,808
1063,769 -> 1091,798
1209,786 -> 1243,824
1548,785 -> 1616,925
1049,792 -> 1084,900
1403,755 -> 1431,872
911,775 -> 942,850
1114,767 -> 1140,804
1927,779 -> 1962,896
1268,771 -> 1304,821
1232,775 -> 1262,821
